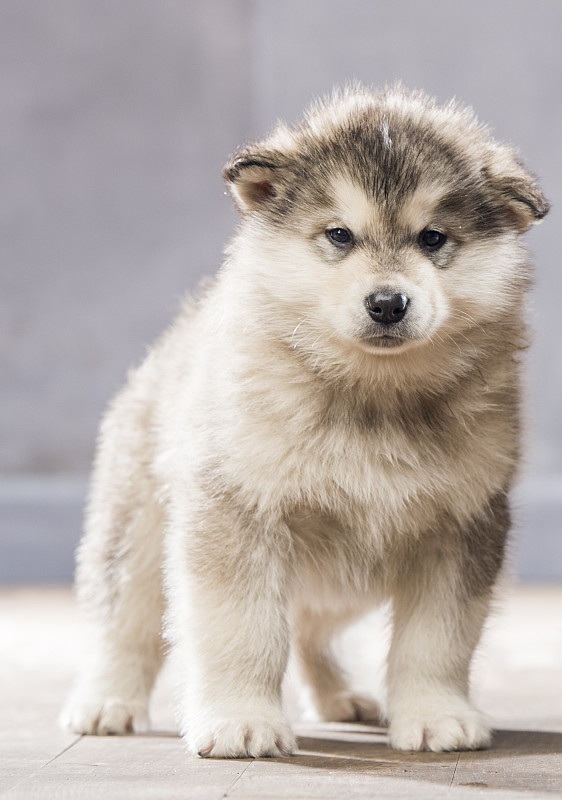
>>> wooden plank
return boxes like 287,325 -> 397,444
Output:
3,735 -> 252,800
452,729 -> 562,795
0,731 -> 80,795
225,727 -> 562,799
2,726 -> 457,800
224,725 -> 459,800
6,729 -> 562,800
3,724 -> 562,800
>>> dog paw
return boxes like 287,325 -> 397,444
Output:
59,696 -> 149,735
388,702 -> 491,752
192,715 -> 296,759
316,690 -> 382,723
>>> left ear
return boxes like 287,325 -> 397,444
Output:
485,146 -> 550,232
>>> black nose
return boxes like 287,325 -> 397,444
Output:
365,292 -> 409,324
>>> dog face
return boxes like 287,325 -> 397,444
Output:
224,87 -> 548,357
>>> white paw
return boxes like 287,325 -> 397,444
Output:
316,691 -> 382,723
191,715 -> 296,759
60,695 -> 149,735
389,700 -> 491,752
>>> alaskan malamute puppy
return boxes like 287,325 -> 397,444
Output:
61,86 -> 548,757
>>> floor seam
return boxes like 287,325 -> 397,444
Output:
448,752 -> 461,791
0,735 -> 82,797
43,734 -> 83,767
222,760 -> 254,798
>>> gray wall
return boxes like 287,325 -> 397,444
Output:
1,0 -> 561,580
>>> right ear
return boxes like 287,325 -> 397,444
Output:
223,146 -> 293,214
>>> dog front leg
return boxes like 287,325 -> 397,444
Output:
386,497 -> 509,752
166,504 -> 296,759
387,566 -> 493,751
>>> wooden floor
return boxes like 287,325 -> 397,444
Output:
1,585 -> 561,799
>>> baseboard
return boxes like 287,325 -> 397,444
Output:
0,476 -> 87,582
0,474 -> 560,582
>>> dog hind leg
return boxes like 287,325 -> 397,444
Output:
294,605 -> 382,723
60,384 -> 166,735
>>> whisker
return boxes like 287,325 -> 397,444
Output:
444,333 -> 462,354
453,330 -> 479,357
291,318 -> 308,339
450,310 -> 486,334
429,330 -> 446,348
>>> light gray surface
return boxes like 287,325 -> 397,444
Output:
1,586 -> 561,798
1,1 -> 561,580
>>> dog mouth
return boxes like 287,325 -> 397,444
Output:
364,334 -> 408,349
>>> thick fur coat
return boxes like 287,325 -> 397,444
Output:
61,86 -> 548,757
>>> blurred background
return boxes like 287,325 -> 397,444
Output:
1,0 -> 560,582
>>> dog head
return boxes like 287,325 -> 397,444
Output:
223,86 -> 548,360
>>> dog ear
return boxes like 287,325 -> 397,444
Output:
223,155 -> 279,212
486,148 -> 550,232
223,144 -> 295,214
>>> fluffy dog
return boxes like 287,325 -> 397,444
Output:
61,85 -> 548,757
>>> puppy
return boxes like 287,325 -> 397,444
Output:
60,85 -> 549,757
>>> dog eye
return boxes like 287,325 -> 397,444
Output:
419,229 -> 447,250
327,228 -> 354,247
